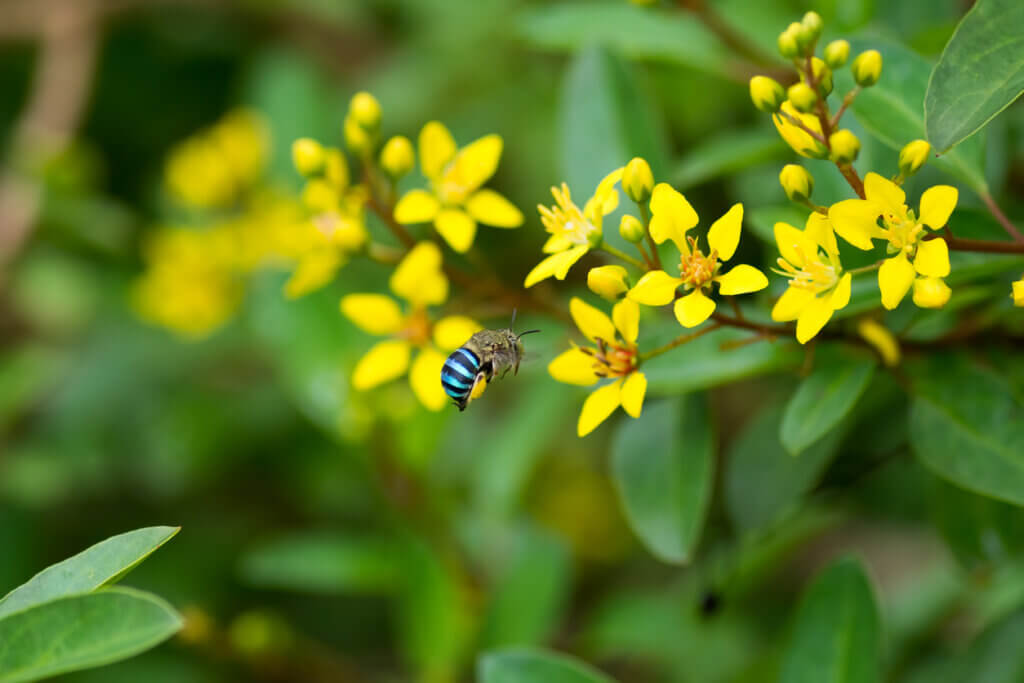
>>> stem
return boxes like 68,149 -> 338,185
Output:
934,234 -> 1024,254
728,296 -> 745,320
640,323 -> 723,361
980,192 -> 1024,243
778,110 -> 829,145
601,243 -> 647,270
366,196 -> 416,249
634,241 -> 654,269
639,200 -> 663,270
838,163 -> 866,199
847,260 -> 883,275
711,311 -> 792,336
829,87 -> 860,129
677,0 -> 780,69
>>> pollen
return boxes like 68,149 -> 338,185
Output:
539,183 -> 599,247
678,236 -> 720,288
581,338 -> 638,378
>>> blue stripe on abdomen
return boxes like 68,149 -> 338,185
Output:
441,347 -> 480,401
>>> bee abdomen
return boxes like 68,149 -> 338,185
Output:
441,347 -> 482,405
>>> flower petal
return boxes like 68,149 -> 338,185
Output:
828,199 -> 879,250
628,270 -> 682,306
340,294 -> 405,335
857,318 -> 900,366
674,289 -> 716,328
649,183 -> 698,251
805,211 -> 838,255
283,249 -> 344,299
588,265 -> 629,300
549,348 -> 599,386
394,189 -> 441,224
795,296 -> 833,344
913,238 -> 950,277
465,189 -> 523,227
620,371 -> 647,418
570,296 -> 617,342
523,245 -> 589,288
864,172 -> 906,212
577,381 -> 622,437
409,348 -> 448,411
419,121 -> 456,179
774,222 -> 818,268
771,285 -> 814,322
772,101 -> 825,157
707,203 -> 743,261
434,208 -> 477,253
352,339 -> 411,390
715,264 -> 768,295
829,272 -> 852,310
390,241 -> 448,306
878,254 -> 915,310
542,234 -> 573,254
912,277 -> 951,308
918,185 -> 958,230
446,134 -> 502,193
612,298 -> 640,344
433,315 -> 482,351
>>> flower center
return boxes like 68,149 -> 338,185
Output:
772,246 -> 839,294
881,208 -> 922,250
540,183 -> 600,247
398,308 -> 433,347
581,337 -> 637,378
679,237 -> 719,289
437,178 -> 470,206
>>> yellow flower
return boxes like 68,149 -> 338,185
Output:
771,213 -> 851,344
772,101 -> 828,158
393,121 -> 523,253
587,265 -> 629,300
549,298 -> 647,437
340,243 -> 480,411
524,168 -> 624,288
1013,277 -> 1024,307
626,184 -> 768,328
830,172 -> 957,310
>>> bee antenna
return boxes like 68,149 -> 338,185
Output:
509,308 -> 518,330
516,329 -> 541,339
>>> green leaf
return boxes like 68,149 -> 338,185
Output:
925,0 -> 1024,153
559,46 -> 668,196
780,352 -> 876,456
517,3 -> 728,77
671,128 -> 788,190
238,533 -> 403,595
644,327 -> 803,396
0,587 -> 182,683
779,558 -> 881,683
910,355 -> 1024,506
0,527 -> 179,619
946,609 -> 1024,682
610,395 -> 714,564
835,38 -> 989,194
725,405 -> 843,533
928,476 -> 1024,568
479,648 -> 615,683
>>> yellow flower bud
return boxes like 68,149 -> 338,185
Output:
810,57 -> 833,96
380,135 -> 414,178
793,21 -> 816,53
750,75 -> 786,112
619,214 -> 645,243
788,82 -> 818,113
824,40 -> 850,69
323,148 -> 349,189
1012,278 -> 1024,307
829,129 -> 861,164
801,11 -> 823,43
344,115 -> 371,154
348,91 -> 381,129
779,164 -> 814,202
778,25 -> 801,59
301,178 -> 339,213
623,157 -> 655,203
898,139 -> 931,177
852,50 -> 883,87
291,138 -> 324,176
588,265 -> 630,300
912,277 -> 951,308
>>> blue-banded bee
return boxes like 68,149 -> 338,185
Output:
441,315 -> 540,411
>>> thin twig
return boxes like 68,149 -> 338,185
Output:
639,322 -> 723,361
980,191 -> 1024,243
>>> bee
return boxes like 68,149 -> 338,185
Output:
441,313 -> 540,411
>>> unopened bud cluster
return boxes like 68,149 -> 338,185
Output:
344,91 -> 381,155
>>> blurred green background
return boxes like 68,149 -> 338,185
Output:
3,0 -> 1024,681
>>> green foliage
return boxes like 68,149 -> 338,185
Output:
478,648 -> 615,683
925,0 -> 1024,153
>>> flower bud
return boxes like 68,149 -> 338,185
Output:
343,115 -> 371,154
824,39 -> 850,69
793,21 -> 816,53
1012,278 -> 1024,307
801,11 -> 823,44
810,57 -> 833,96
348,91 -> 381,129
857,318 -> 900,366
619,214 -> 645,243
301,178 -> 339,213
912,277 -> 951,308
291,138 -> 324,176
323,148 -> 349,188
623,157 -> 655,203
588,265 -> 629,300
852,50 -> 883,87
750,75 -> 786,112
787,82 -> 818,113
898,139 -> 931,177
778,25 -> 801,59
380,135 -> 414,178
829,129 -> 860,164
779,164 -> 814,202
